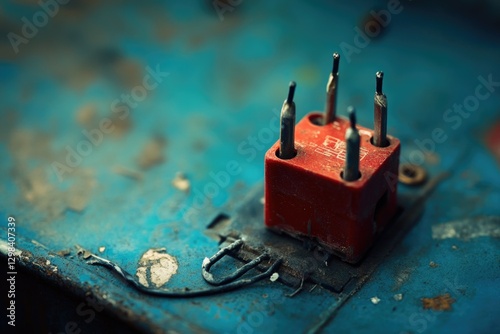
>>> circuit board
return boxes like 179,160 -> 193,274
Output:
1,1 -> 499,333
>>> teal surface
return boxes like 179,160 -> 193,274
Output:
0,0 -> 499,333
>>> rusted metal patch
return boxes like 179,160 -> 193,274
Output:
136,248 -> 178,288
421,293 -> 455,311
432,216 -> 500,240
485,119 -> 500,165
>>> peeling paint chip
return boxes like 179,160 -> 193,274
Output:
172,172 -> 190,192
370,297 -> 381,305
432,217 -> 500,240
422,293 -> 455,311
270,272 -> 279,282
76,245 -> 92,259
393,294 -> 403,301
56,249 -> 71,257
136,248 -> 178,288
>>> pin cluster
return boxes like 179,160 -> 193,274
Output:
277,53 -> 389,182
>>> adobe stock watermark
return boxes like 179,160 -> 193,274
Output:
383,74 -> 499,192
51,65 -> 169,182
166,108 -> 281,223
213,0 -> 244,21
404,74 -> 498,165
7,0 -> 72,54
339,0 -> 405,63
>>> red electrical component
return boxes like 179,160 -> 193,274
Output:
264,56 -> 400,263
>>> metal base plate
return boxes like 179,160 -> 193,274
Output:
210,178 -> 442,293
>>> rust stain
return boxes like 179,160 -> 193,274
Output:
421,293 -> 455,311
485,119 -> 500,165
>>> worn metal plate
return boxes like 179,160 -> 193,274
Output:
212,170 -> 445,292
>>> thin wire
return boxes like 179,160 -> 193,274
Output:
86,244 -> 282,298
201,239 -> 270,285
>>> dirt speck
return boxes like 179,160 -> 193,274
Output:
112,165 -> 143,181
172,172 -> 190,192
422,293 -> 455,311
56,249 -> 71,257
424,152 -> 440,165
112,58 -> 144,89
393,267 -> 414,290
136,137 -> 166,170
109,112 -> 132,137
76,104 -> 98,128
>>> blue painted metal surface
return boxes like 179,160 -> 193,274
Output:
0,0 -> 499,333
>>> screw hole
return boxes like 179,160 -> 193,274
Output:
308,113 -> 325,126
398,164 -> 427,186
369,136 -> 391,147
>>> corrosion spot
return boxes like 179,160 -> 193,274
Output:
421,293 -> 455,311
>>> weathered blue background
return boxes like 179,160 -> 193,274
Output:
0,0 -> 499,333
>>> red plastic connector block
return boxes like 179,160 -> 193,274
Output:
264,112 -> 400,263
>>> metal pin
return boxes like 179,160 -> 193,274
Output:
279,81 -> 296,159
324,53 -> 340,125
373,71 -> 388,147
343,106 -> 360,181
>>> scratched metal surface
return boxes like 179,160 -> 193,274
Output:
0,0 -> 499,333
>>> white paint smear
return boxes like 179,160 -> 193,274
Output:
432,217 -> 500,240
136,248 -> 178,288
